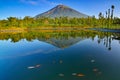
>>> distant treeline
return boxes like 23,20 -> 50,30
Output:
0,5 -> 119,29
0,16 -> 119,28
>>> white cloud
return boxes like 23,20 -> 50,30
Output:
0,48 -> 61,59
42,0 -> 59,5
20,0 -> 38,5
20,0 -> 60,6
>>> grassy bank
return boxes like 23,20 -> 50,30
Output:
0,25 -> 120,34
0,26 -> 91,33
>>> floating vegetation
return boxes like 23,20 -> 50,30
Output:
58,73 -> 64,77
27,66 -> 35,69
36,64 -> 41,67
77,73 -> 85,77
27,64 -> 41,69
59,60 -> 63,64
91,59 -> 95,63
93,68 -> 99,72
72,73 -> 77,76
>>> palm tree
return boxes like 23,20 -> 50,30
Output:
99,12 -> 102,19
111,5 -> 115,19
108,9 -> 110,19
106,11 -> 108,18
107,9 -> 111,27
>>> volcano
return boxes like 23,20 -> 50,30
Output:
35,5 -> 89,18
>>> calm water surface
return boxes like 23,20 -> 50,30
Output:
0,30 -> 120,80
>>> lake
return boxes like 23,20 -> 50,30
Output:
0,30 -> 120,80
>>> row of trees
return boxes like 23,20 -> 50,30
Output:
98,5 -> 117,28
98,5 -> 115,19
0,5 -> 119,29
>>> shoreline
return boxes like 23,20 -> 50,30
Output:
0,27 -> 120,33
90,28 -> 120,33
0,27 -> 89,33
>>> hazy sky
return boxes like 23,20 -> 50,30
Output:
0,0 -> 120,19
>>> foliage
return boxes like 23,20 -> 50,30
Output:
0,16 -> 119,29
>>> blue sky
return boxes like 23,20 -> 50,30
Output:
0,0 -> 120,19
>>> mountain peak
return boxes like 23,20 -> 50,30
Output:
56,4 -> 68,8
35,5 -> 89,18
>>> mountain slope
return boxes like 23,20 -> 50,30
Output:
38,37 -> 85,48
35,5 -> 89,18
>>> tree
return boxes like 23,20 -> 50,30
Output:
7,17 -> 18,27
23,16 -> 34,27
98,12 -> 103,19
108,9 -> 111,19
106,11 -> 108,18
111,5 -> 115,19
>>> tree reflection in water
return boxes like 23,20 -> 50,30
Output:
0,30 -> 120,50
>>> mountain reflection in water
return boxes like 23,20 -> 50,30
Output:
0,30 -> 120,49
